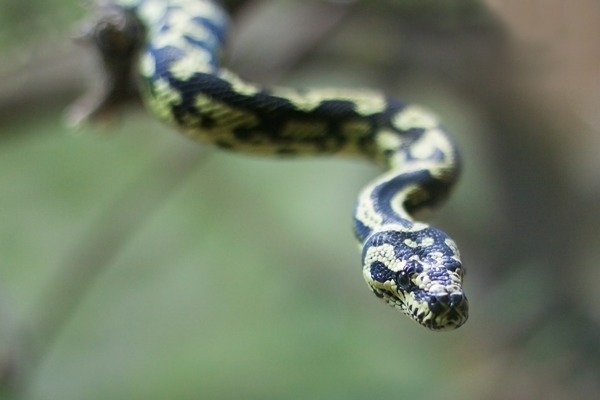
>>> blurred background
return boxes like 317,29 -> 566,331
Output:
1,0 -> 599,399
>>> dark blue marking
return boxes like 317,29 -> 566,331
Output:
425,267 -> 452,286
182,35 -> 221,54
361,228 -> 459,275
139,3 -> 387,155
191,15 -> 228,43
353,217 -> 372,244
369,168 -> 452,222
369,261 -> 395,283
413,289 -> 429,302
150,45 -> 186,77
147,3 -> 228,68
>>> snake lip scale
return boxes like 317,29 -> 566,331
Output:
82,0 -> 468,331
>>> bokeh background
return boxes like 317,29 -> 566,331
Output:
1,0 -> 599,399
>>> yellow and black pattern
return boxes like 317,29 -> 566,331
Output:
112,0 -> 468,330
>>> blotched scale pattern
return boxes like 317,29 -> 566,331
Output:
113,0 -> 468,330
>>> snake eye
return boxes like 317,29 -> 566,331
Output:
396,272 -> 411,290
396,263 -> 418,290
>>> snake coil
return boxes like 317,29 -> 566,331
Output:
88,0 -> 468,330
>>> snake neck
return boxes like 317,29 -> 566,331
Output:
351,106 -> 466,331
354,105 -> 460,243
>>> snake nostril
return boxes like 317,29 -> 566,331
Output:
428,293 -> 466,312
428,295 -> 447,313
449,293 -> 465,307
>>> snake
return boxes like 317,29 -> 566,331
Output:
87,0 -> 469,330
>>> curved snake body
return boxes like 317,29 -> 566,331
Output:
105,0 -> 468,330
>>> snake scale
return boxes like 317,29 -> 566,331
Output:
85,0 -> 468,330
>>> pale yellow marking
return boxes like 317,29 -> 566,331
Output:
140,52 -> 156,78
171,0 -> 228,25
420,237 -> 435,247
389,184 -> 428,220
403,239 -> 418,248
352,93 -> 386,115
193,93 -> 259,133
147,78 -> 182,122
363,241 -> 425,315
415,264 -> 464,295
426,251 -> 446,265
363,266 -> 399,298
417,273 -> 431,286
152,28 -> 190,49
218,71 -> 261,97
410,133 -> 439,159
392,105 -> 439,131
153,78 -> 182,104
428,283 -> 446,295
270,87 -> 385,115
355,168 -> 439,229
376,129 -> 403,153
355,187 -> 384,231
164,8 -> 221,48
138,0 -> 169,27
170,48 -> 214,81
383,127 -> 457,182
390,188 -> 411,220
364,244 -> 395,267
404,237 -> 436,249
164,8 -> 191,27
418,129 -> 456,180
271,88 -> 324,113
444,238 -> 460,257
411,128 -> 449,161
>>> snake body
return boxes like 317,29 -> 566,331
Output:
105,0 -> 468,330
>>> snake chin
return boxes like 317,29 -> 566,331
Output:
372,284 -> 468,331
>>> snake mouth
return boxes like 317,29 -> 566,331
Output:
423,295 -> 469,331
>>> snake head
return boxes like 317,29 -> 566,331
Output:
362,226 -> 468,331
